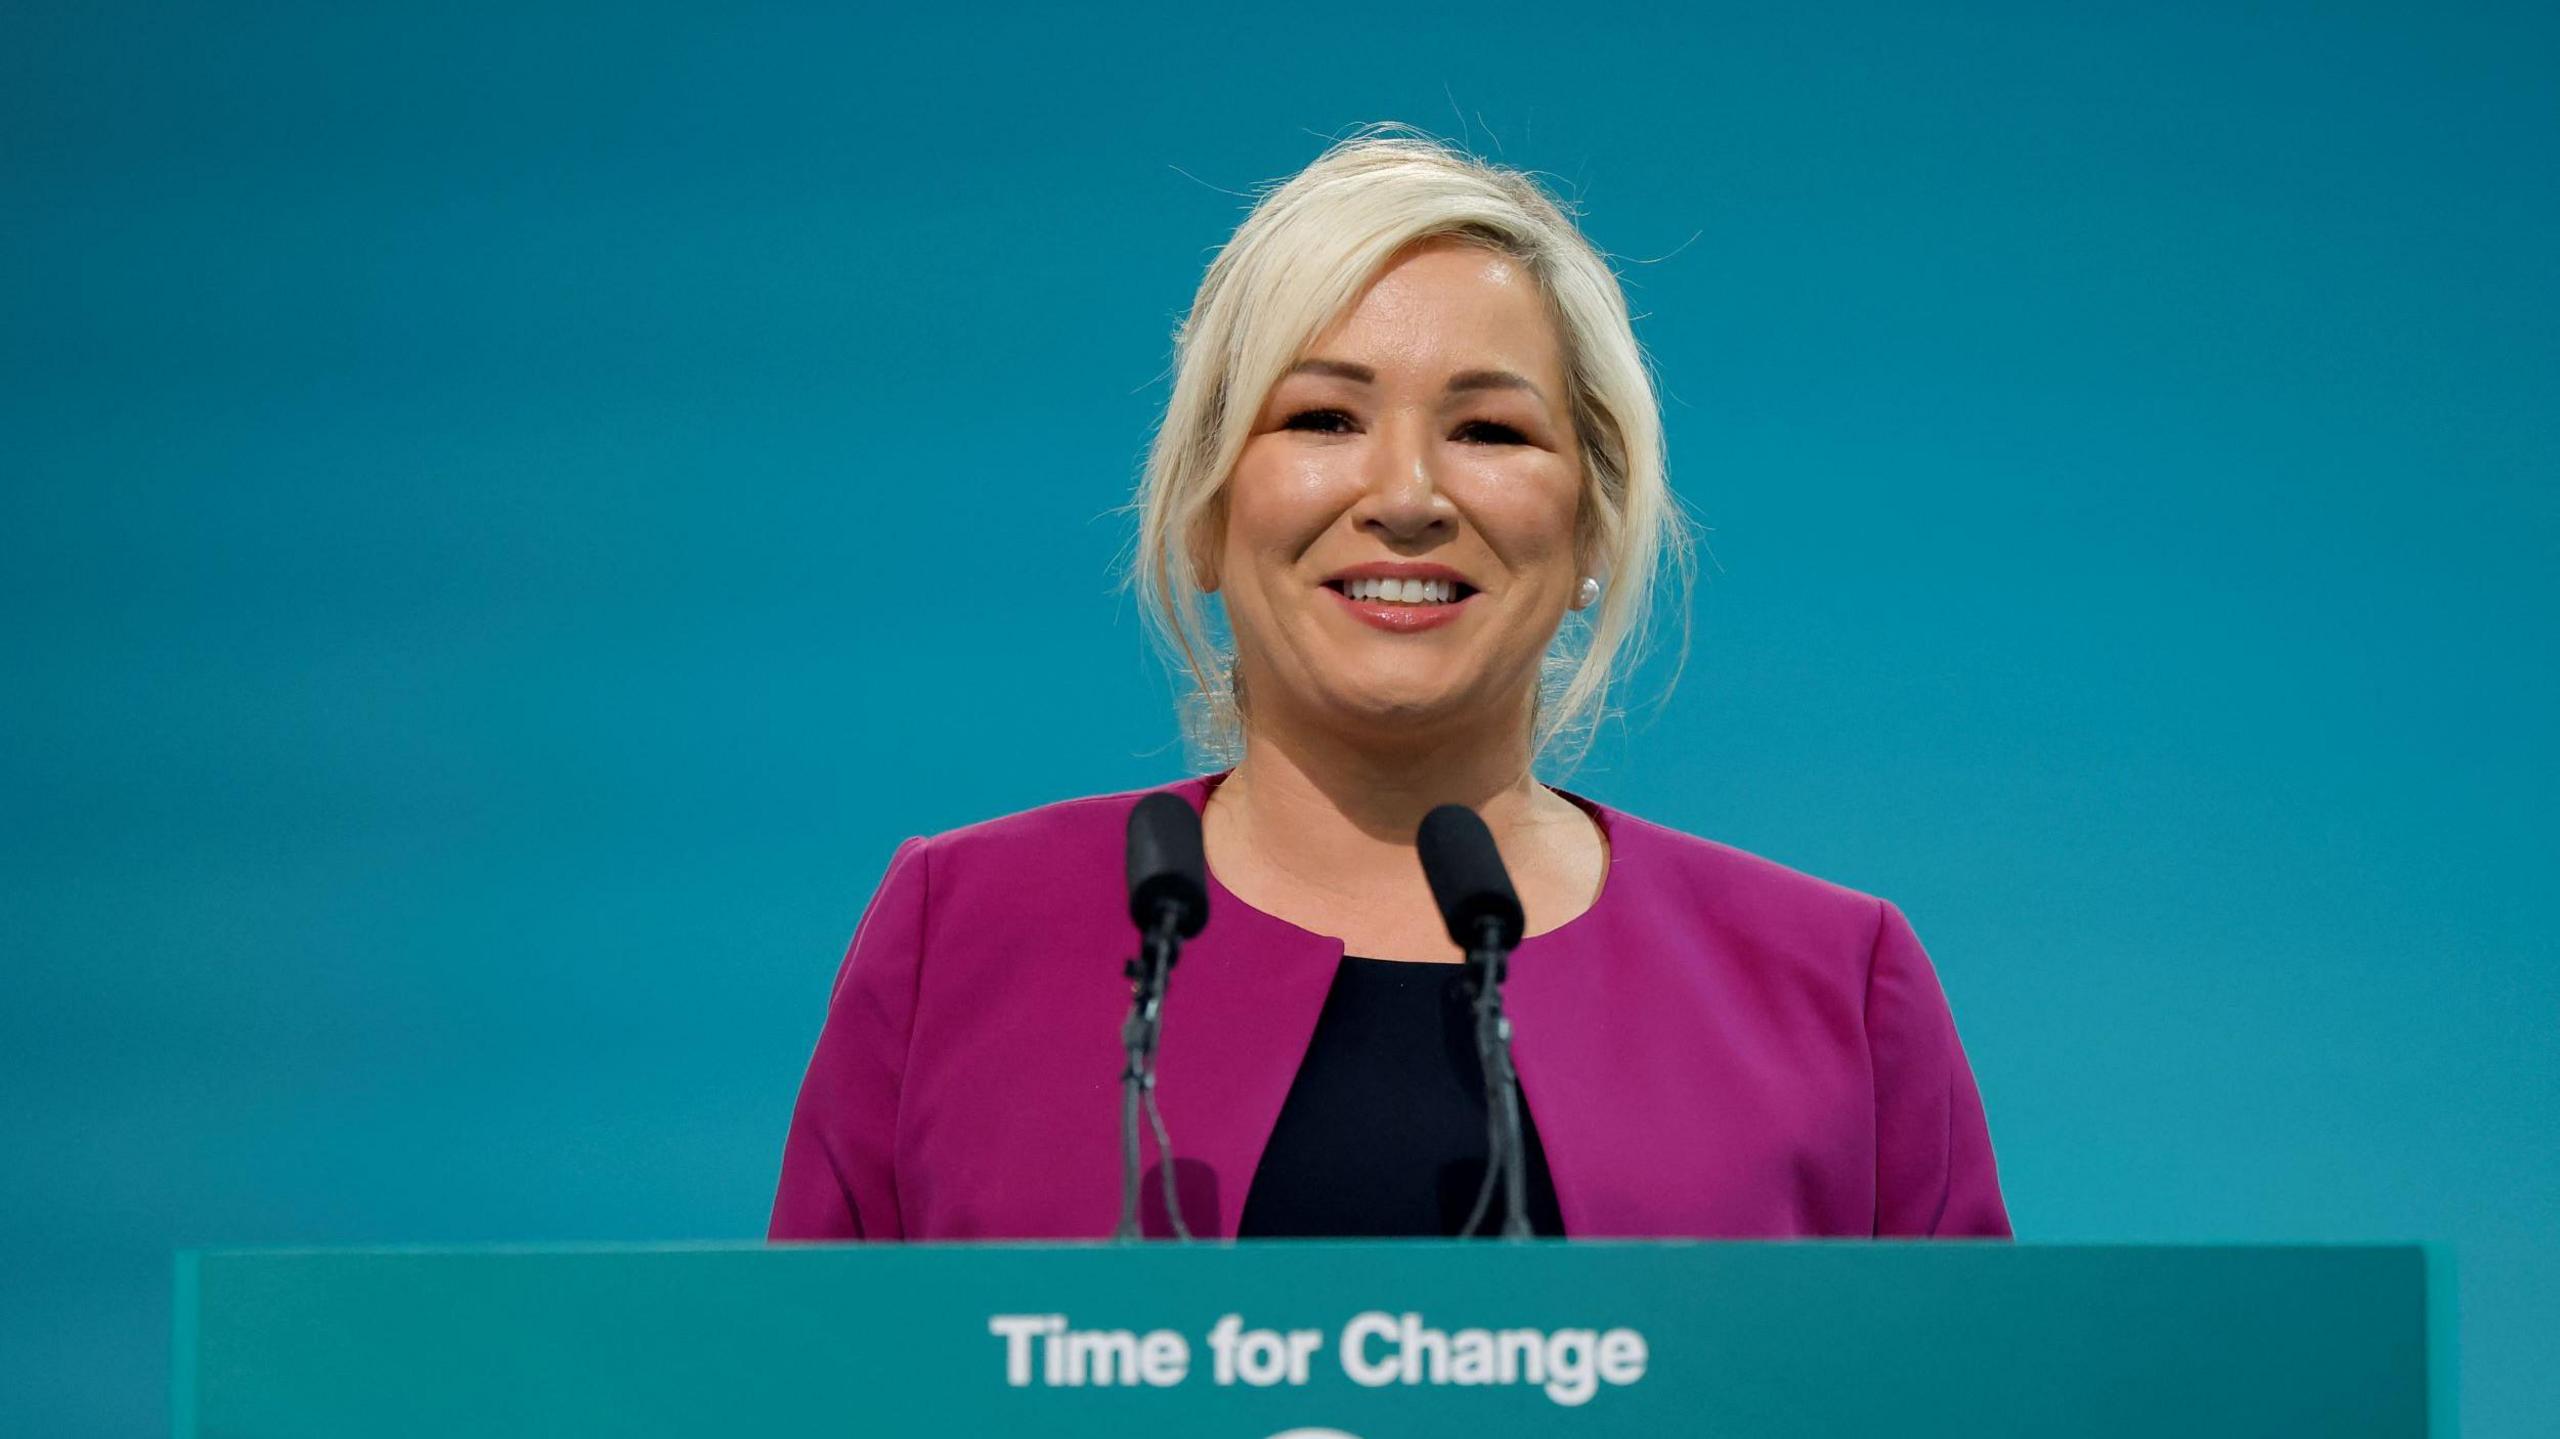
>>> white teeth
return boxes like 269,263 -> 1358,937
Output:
1343,577 -> 1457,604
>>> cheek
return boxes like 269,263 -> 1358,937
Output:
1223,451 -> 1356,566
1467,470 -> 1585,572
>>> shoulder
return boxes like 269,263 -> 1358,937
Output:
1583,796 -> 1896,957
914,778 -> 1186,864
876,777 -> 1197,921
831,780 -> 1191,976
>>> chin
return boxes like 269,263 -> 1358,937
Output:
1320,686 -> 1474,734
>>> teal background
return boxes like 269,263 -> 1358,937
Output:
2,3 -> 2550,1434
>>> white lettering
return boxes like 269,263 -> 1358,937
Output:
1498,1327 -> 1542,1387
1332,1314 -> 1651,1406
1235,1328 -> 1289,1386
986,1314 -> 1060,1387
1209,1317 -> 1323,1387
1597,1328 -> 1648,1387
1339,1311 -> 1399,1388
1543,1327 -> 1598,1406
1062,1329 -> 1135,1386
1285,1328 -> 1324,1385
1208,1313 -> 1244,1386
1400,1312 -> 1445,1385
1449,1328 -> 1495,1384
1137,1330 -> 1190,1387
1000,1310 -> 1647,1404
989,1316 -> 1186,1388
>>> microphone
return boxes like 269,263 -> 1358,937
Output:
1415,803 -> 1534,1240
1417,804 -> 1526,963
1126,792 -> 1209,940
1115,792 -> 1206,1241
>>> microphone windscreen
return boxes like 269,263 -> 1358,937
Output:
1125,791 -> 1210,938
1416,804 -> 1525,952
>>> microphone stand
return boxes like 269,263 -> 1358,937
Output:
1114,904 -> 1192,1241
1457,915 -> 1532,1240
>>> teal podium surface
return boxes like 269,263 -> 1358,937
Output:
173,1240 -> 2445,1437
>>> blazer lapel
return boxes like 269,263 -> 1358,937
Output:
1145,774 -> 1344,1239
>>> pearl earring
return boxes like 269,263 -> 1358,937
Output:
1573,576 -> 1602,611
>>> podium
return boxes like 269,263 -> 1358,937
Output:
174,1240 -> 2446,1437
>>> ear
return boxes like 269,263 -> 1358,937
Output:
1185,506 -> 1223,595
1573,510 -> 1606,595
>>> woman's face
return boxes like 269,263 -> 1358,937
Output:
1203,237 -> 1586,746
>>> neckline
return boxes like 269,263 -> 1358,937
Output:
1340,953 -> 1473,969
1174,769 -> 1621,956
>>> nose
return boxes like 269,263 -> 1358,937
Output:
1352,412 -> 1456,546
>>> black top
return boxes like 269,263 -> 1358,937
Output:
1238,955 -> 1566,1238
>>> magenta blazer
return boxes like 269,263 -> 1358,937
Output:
770,771 -> 2012,1242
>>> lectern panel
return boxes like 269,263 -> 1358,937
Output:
173,1240 -> 2433,1438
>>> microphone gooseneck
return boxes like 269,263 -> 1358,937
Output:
1416,803 -> 1535,1240
1116,792 -> 1206,1241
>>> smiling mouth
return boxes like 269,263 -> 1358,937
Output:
1321,576 -> 1479,605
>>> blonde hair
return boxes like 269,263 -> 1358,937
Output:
1126,122 -> 1694,775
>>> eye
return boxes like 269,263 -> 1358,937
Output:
1282,410 -> 1530,445
1282,408 -> 1356,434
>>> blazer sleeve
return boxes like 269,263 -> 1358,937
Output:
768,835 -> 932,1241
1865,898 -> 2013,1237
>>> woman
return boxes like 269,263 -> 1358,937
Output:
769,127 -> 2011,1243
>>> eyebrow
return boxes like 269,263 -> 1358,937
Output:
1286,357 -> 1546,403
